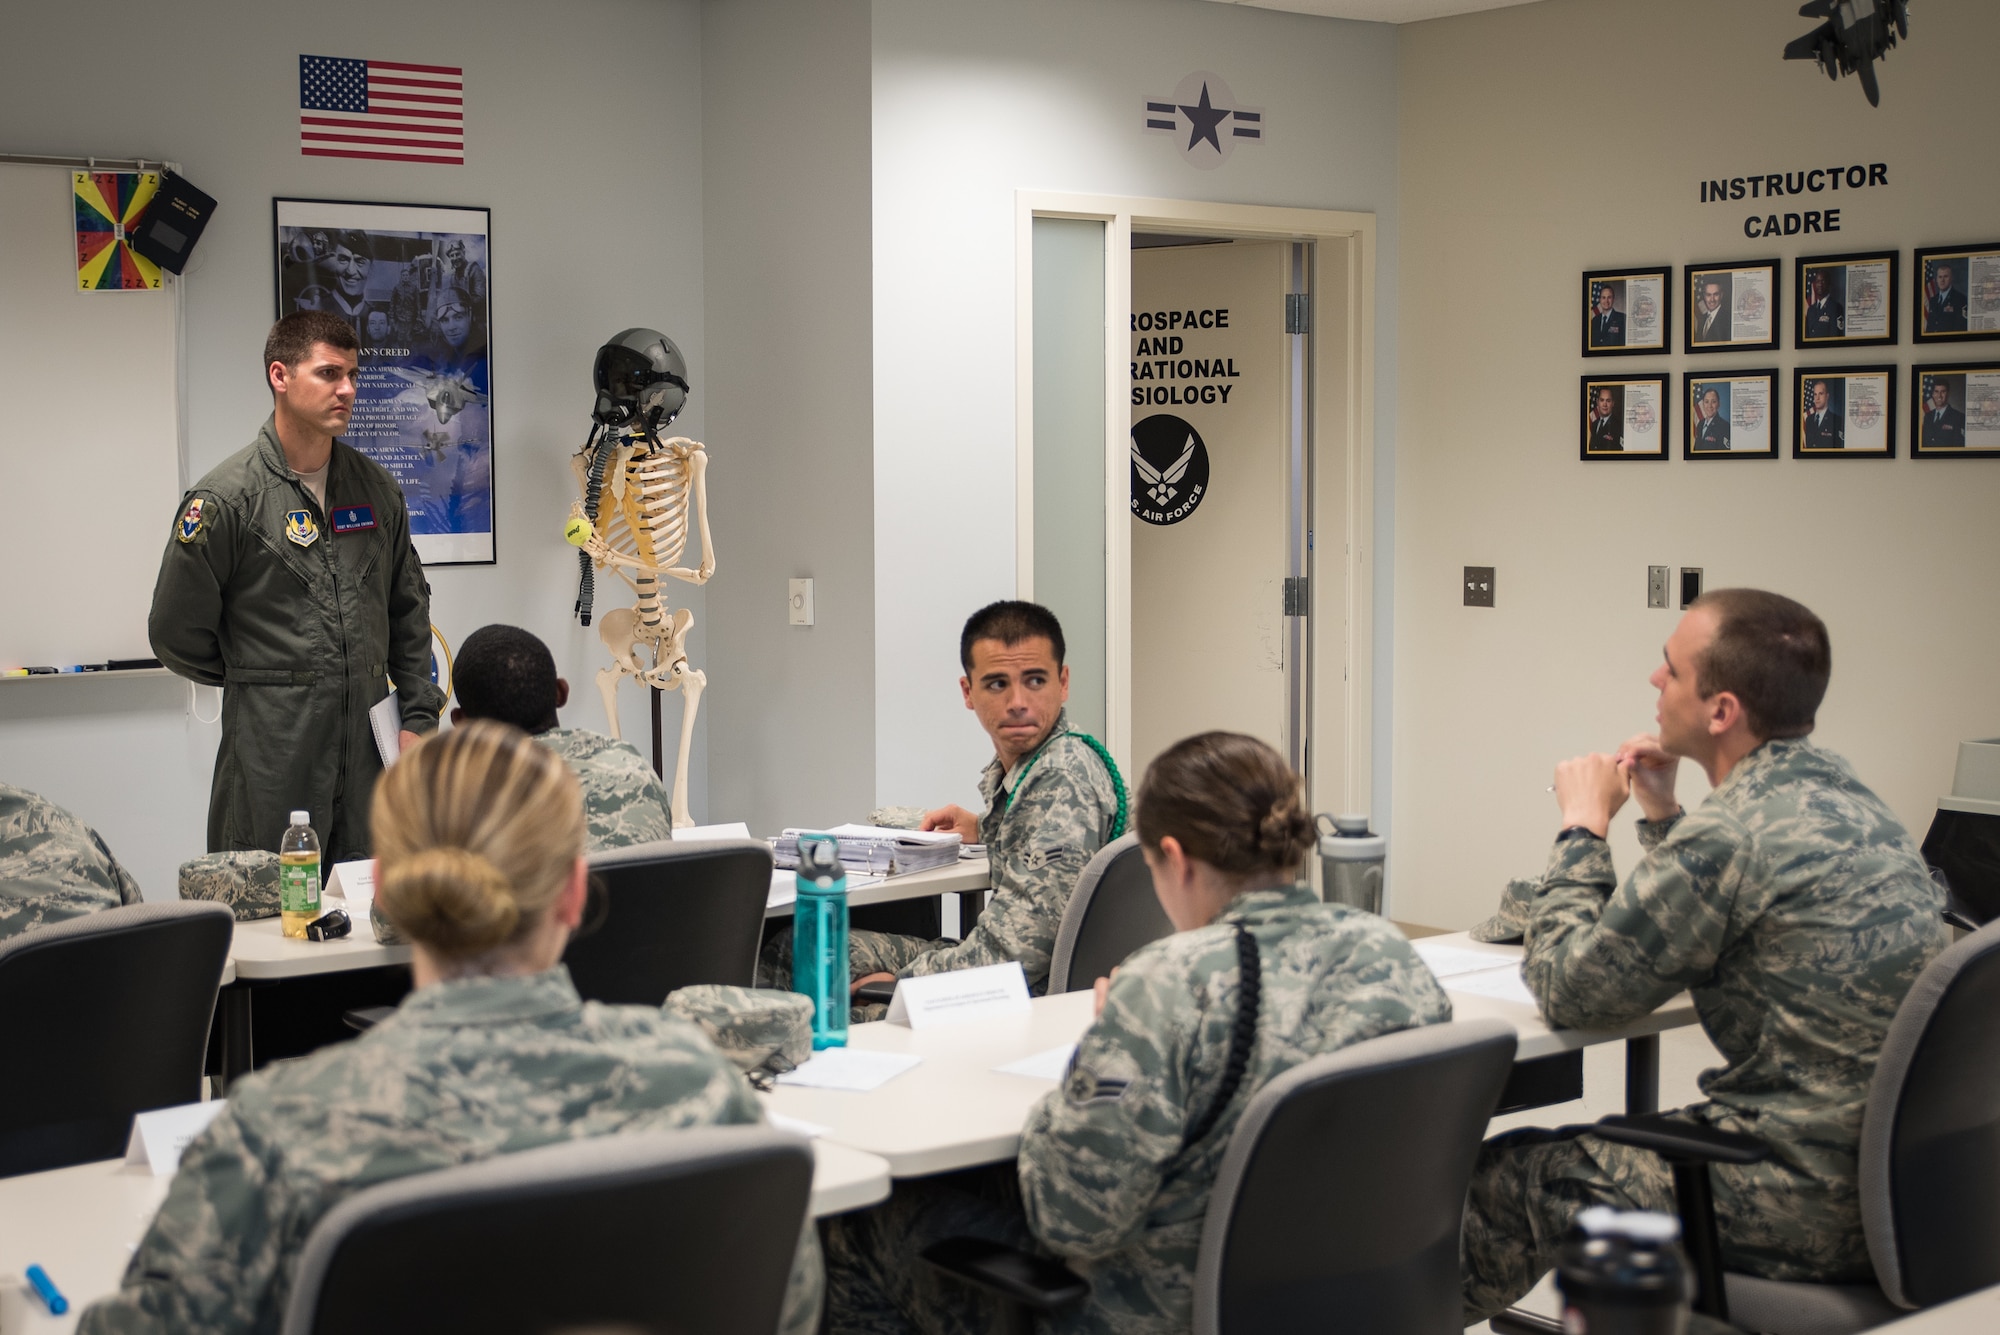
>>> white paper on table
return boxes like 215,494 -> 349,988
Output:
775,1048 -> 923,1092
324,859 -> 376,904
1443,964 -> 1540,1007
885,961 -> 1031,1029
369,691 -> 402,767
673,821 -> 753,841
125,1100 -> 228,1175
994,1043 -> 1077,1081
768,870 -> 884,910
1411,940 -> 1524,980
767,1111 -> 832,1139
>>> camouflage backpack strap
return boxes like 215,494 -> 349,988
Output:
1067,731 -> 1129,841
1181,922 -> 1261,1152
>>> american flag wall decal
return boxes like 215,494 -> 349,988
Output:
299,55 -> 464,164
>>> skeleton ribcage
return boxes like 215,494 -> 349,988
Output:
592,439 -> 696,630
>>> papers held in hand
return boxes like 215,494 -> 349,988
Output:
369,690 -> 402,766
772,824 -> 962,877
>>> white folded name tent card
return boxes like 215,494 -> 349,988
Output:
885,961 -> 1031,1030
324,859 -> 376,904
125,1100 -> 228,1175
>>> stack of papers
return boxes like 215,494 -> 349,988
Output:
1411,939 -> 1539,1008
773,824 -> 962,877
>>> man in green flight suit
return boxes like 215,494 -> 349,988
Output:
149,310 -> 443,863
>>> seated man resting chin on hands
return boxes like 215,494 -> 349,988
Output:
1460,588 -> 1947,1324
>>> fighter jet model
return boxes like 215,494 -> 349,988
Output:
1785,0 -> 1908,107
387,365 -> 490,424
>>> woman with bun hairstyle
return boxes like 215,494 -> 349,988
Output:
81,721 -> 821,1335
826,731 -> 1449,1335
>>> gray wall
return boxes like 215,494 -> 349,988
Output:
700,0 -> 876,834
0,0 -> 709,896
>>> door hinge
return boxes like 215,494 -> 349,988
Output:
1283,576 -> 1310,617
1285,292 -> 1309,334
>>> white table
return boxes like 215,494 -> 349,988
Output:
1877,1284 -> 2000,1331
763,934 -> 1701,1179
0,1141 -> 889,1333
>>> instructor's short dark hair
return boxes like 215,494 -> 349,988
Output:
1689,588 -> 1831,740
959,601 -> 1065,675
454,625 -> 561,735
263,310 -> 359,380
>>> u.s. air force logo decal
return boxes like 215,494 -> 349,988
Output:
176,498 -> 206,543
1131,414 -> 1211,527
284,510 -> 320,549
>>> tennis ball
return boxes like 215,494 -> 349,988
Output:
564,516 -> 593,546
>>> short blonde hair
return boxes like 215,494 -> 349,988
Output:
370,720 -> 585,958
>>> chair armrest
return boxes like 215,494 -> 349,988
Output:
341,1005 -> 396,1033
854,981 -> 898,1006
1594,1114 -> 1770,1165
920,1237 -> 1089,1311
1489,1310 -> 1565,1335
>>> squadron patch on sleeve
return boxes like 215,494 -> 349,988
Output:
177,498 -> 206,543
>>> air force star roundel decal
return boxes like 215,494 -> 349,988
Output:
284,509 -> 320,548
1131,414 -> 1211,527
1143,72 -> 1263,171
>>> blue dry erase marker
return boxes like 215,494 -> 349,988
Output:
26,1264 -> 69,1314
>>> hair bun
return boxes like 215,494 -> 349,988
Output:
1256,797 -> 1314,859
376,845 -> 519,955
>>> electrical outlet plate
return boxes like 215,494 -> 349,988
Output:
788,578 -> 815,626
1463,566 -> 1495,608
1679,567 -> 1703,610
1648,565 -> 1669,609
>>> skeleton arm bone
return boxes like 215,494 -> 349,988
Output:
654,448 -> 715,586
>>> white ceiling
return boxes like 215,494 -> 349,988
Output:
1204,0 -> 1547,23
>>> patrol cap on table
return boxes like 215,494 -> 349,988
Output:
178,850 -> 281,921
1468,876 -> 1537,944
664,984 -> 812,1090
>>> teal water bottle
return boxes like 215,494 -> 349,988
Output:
793,833 -> 850,1049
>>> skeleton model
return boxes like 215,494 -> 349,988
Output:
566,328 -> 713,828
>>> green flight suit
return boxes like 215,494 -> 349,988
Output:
148,417 -> 444,863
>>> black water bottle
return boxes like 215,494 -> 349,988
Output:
1556,1207 -> 1691,1335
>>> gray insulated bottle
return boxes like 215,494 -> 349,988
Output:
1316,814 -> 1385,914
1556,1208 -> 1691,1335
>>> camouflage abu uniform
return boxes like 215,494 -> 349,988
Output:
825,886 -> 1452,1335
0,785 -> 143,942
762,709 -> 1119,999
1461,738 -> 1949,1322
533,726 -> 675,848
77,966 -> 821,1335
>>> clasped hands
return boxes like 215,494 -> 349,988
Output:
1554,732 -> 1684,838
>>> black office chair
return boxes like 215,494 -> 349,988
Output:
280,1125 -> 814,1335
1570,918 -> 2000,1334
1046,834 -> 1173,994
0,901 -> 233,1176
348,838 -> 775,1031
926,1019 -> 1519,1334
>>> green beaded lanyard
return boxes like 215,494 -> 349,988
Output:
1000,727 -> 1129,840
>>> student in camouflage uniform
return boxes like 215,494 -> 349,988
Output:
825,732 -> 1451,1335
452,622 -> 674,847
0,784 -> 143,941
79,722 -> 819,1335
762,602 -> 1122,1005
1461,590 -> 1949,1324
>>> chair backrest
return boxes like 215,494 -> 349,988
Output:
0,900 -> 233,1176
1047,834 -> 1173,994
281,1125 -> 813,1335
565,838 -> 773,1005
1860,917 -> 2000,1310
1194,1019 -> 1518,1335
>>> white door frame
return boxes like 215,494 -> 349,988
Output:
1013,190 -> 1377,816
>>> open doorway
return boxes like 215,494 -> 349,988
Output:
1015,193 -> 1376,819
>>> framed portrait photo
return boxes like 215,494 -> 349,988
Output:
1913,243 -> 2000,345
1911,362 -> 2000,458
273,197 -> 495,565
1582,265 -> 1671,357
1793,366 -> 1896,459
1685,260 -> 1779,353
1684,370 -> 1779,460
1580,373 -> 1669,460
1795,250 -> 1898,350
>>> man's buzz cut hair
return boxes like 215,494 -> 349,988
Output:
1689,588 -> 1831,740
263,310 -> 359,382
454,624 -> 562,735
959,600 -> 1066,676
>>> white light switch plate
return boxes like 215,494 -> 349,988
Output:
788,578 -> 815,626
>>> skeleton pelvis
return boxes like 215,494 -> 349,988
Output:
598,605 -> 693,676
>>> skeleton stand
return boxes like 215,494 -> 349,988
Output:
570,428 -> 715,828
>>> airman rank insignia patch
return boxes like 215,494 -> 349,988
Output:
284,510 -> 320,548
177,498 -> 206,543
